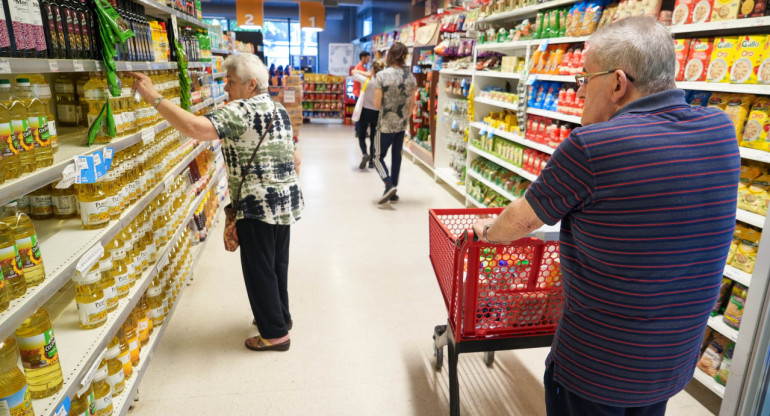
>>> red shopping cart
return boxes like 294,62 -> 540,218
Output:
429,208 -> 564,416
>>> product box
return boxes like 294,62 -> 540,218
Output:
672,0 -> 696,24
711,0 -> 741,20
708,36 -> 739,83
731,35 -> 769,84
741,98 -> 770,150
684,38 -> 713,82
675,38 -> 692,81
282,86 -> 303,106
739,0 -> 768,17
284,76 -> 303,86
692,0 -> 714,22
268,86 -> 284,102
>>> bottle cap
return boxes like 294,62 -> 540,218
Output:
16,78 -> 30,85
0,80 -> 9,86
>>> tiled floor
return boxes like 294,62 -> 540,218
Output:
130,124 -> 721,415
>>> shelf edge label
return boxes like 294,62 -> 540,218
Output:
0,58 -> 10,73
76,243 -> 104,275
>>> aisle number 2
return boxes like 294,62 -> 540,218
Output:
236,0 -> 263,28
299,2 -> 325,30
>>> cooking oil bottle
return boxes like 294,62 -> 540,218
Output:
97,253 -> 117,312
73,263 -> 108,329
0,337 -> 34,415
8,81 -> 35,175
0,221 -> 26,300
105,237 -> 130,298
92,360 -> 113,416
103,170 -> 121,222
27,74 -> 58,154
1,202 -> 45,287
140,294 -> 153,336
15,78 -> 53,169
115,329 -> 132,378
146,278 -> 165,327
75,179 -> 110,230
0,80 -> 21,181
51,183 -> 79,219
103,340 -> 125,397
29,186 -> 53,220
0,255 -> 9,314
119,74 -> 136,136
134,301 -> 149,346
68,382 -> 94,416
14,307 -> 63,399
54,74 -> 80,128
122,317 -> 140,367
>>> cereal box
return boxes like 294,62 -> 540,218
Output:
684,38 -> 713,82
731,35 -> 769,84
741,97 -> 770,150
707,37 -> 739,83
672,0 -> 696,24
675,39 -> 692,81
692,0 -> 715,22
738,0 -> 768,17
711,0 -> 741,20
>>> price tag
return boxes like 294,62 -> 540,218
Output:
125,62 -> 133,71
487,130 -> 495,139
284,89 -> 296,104
526,74 -> 538,86
76,243 -> 104,275
57,163 -> 78,188
74,155 -> 96,184
81,349 -> 106,389
95,61 -> 104,71
0,58 -> 10,73
538,39 -> 550,52
73,60 -> 84,72
102,147 -> 114,171
55,397 -> 71,416
93,152 -> 108,179
479,126 -> 487,135
141,128 -> 155,144
48,60 -> 59,72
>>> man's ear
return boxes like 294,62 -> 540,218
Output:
250,79 -> 259,92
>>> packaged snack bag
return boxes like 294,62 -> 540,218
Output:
689,91 -> 712,106
730,228 -> 760,273
757,36 -> 770,85
707,92 -> 733,110
715,343 -> 734,386
711,278 -> 733,316
727,224 -> 747,264
723,94 -> 756,139
737,165 -> 764,211
684,38 -> 714,81
738,0 -> 768,17
743,174 -> 770,215
707,37 -> 739,83
731,35 -> 768,84
675,38 -> 692,81
580,1 -> 605,35
711,0 -> 741,20
741,97 -> 770,150
697,333 -> 730,376
723,283 -> 749,329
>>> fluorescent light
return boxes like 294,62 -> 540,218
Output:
302,27 -> 324,32
239,25 -> 263,30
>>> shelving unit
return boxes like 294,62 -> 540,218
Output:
474,96 -> 519,111
478,0 -> 579,23
694,367 -> 727,398
0,58 -> 210,74
467,169 -> 519,202
526,108 -> 582,125
468,145 -> 538,182
474,71 -> 522,80
470,122 -> 555,156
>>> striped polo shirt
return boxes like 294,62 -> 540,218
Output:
525,89 -> 740,406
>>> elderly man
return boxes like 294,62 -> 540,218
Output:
473,17 -> 739,415
131,53 -> 303,352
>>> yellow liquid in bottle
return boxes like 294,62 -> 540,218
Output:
103,171 -> 121,222
8,88 -> 35,174
84,73 -> 110,144
0,222 -> 26,300
0,80 -> 21,181
15,78 -> 53,169
14,307 -> 63,399
0,337 -> 34,415
92,361 -> 113,416
51,183 -> 79,219
73,264 -> 107,330
26,74 -> 58,155
115,329 -> 132,379
1,203 -> 45,287
123,318 -> 140,367
140,295 -> 153,336
68,383 -> 94,416
103,341 -> 125,398
28,186 -> 53,220
134,302 -> 150,346
76,182 -> 110,230
146,278 -> 165,327
98,253 -> 117,312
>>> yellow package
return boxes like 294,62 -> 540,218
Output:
731,35 -> 769,84
743,175 -> 770,215
708,37 -> 740,83
723,94 -> 756,140
731,228 -> 760,273
737,165 -> 763,211
711,0 -> 741,20
727,224 -> 747,264
741,97 -> 770,150
707,92 -> 733,110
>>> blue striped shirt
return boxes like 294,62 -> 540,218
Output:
525,89 -> 740,406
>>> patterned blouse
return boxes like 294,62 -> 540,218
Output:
205,93 -> 304,225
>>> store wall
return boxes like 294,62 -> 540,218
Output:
354,1 -> 422,40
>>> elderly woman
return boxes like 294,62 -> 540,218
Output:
130,53 -> 304,352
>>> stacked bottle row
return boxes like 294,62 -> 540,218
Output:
0,201 -> 47,308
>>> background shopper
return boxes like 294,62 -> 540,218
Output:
353,60 -> 385,169
373,42 -> 417,203
130,53 -> 304,352
472,17 -> 739,415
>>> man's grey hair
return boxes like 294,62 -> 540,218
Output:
587,16 -> 676,95
223,53 -> 270,92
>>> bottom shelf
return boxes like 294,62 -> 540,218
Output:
692,367 -> 726,399
434,167 -> 466,196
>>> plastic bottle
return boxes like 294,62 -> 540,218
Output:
7,81 -> 35,174
26,74 -> 57,154
92,360 -> 113,416
102,340 -> 124,397
115,328 -> 131,378
29,186 -> 53,220
15,78 -> 53,168
51,182 -> 79,219
0,337 -> 34,415
97,252 -> 117,312
0,221 -> 25,300
68,382 -> 94,416
0,80 -> 21,180
54,74 -> 79,128
1,202 -> 45,287
75,179 -> 110,230
14,307 -> 63,399
73,263 -> 107,329
134,300 -> 149,346
4,0 -> 33,57
84,72 -> 110,143
122,316 -> 139,367
146,278 -> 164,327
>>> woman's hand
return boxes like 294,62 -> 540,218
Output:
128,71 -> 162,103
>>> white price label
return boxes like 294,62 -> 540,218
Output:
76,243 -> 105,275
92,152 -> 102,167
526,74 -> 538,86
125,62 -> 133,71
49,60 -> 59,72
57,163 -> 78,188
55,399 -> 70,416
284,89 -> 296,104
73,60 -> 84,71
103,147 -> 113,162
95,61 -> 104,71
0,58 -> 10,73
81,349 -> 106,389
141,128 -> 155,144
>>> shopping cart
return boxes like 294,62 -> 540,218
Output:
428,208 -> 564,416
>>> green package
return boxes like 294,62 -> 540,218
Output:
534,12 -> 544,39
93,0 -> 134,43
106,99 -> 116,138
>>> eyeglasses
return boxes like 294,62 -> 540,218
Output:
575,69 -> 635,87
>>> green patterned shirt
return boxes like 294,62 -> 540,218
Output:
205,94 -> 304,225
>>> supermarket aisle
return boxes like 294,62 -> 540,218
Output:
131,124 -> 720,416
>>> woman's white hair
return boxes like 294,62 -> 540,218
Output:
223,53 -> 270,92
587,16 -> 676,95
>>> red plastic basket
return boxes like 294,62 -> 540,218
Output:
429,208 -> 564,342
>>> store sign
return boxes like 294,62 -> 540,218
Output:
328,43 -> 354,76
299,1 -> 325,31
236,0 -> 263,28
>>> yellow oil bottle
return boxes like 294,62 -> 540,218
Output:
122,317 -> 140,367
97,253 -> 117,312
29,186 -> 53,220
14,308 -> 63,399
139,295 -> 153,336
54,74 -> 79,128
146,278 -> 165,327
8,81 -> 35,174
0,80 -> 22,181
107,238 -> 130,299
75,74 -> 89,128
27,74 -> 58,154
115,328 -> 132,377
92,360 -> 113,416
0,337 -> 34,415
73,263 -> 107,330
103,340 -> 125,397
103,170 -> 121,222
68,382 -> 94,416
0,221 -> 26,300
83,73 -> 110,144
1,202 -> 45,287
75,180 -> 110,230
134,301 -> 149,346
15,78 -> 53,169
51,183 -> 79,219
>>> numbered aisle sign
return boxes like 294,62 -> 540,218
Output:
236,0 -> 263,28
299,1 -> 325,31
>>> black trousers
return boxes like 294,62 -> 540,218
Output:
373,130 -> 404,186
357,108 -> 379,157
236,218 -> 291,339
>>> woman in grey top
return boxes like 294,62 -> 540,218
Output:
373,42 -> 417,204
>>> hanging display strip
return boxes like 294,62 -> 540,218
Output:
35,166 -> 224,416
0,143 -> 205,344
0,58 -> 209,74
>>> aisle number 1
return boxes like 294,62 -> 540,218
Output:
299,2 -> 325,31
236,0 -> 263,28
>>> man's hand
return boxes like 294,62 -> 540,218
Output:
128,71 -> 161,103
472,218 -> 495,243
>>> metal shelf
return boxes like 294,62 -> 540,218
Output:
474,71 -> 522,80
434,167 -> 466,196
474,96 -> 519,112
530,74 -> 576,83
740,146 -> 770,164
439,69 -> 474,76
468,169 -> 518,202
471,122 -> 555,155
478,0 -> 580,23
693,367 -> 726,398
724,265 -> 752,288
737,208 -> 765,229
676,81 -> 770,96
526,108 -> 583,125
476,36 -> 588,51
468,145 -> 538,182
0,58 -> 195,74
708,315 -> 740,343
670,16 -> 770,36
134,0 -> 212,31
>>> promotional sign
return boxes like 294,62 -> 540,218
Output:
236,0 -> 263,28
299,1 -> 325,31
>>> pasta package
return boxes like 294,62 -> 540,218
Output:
697,333 -> 730,377
736,165 -> 763,211
726,224 -> 747,264
741,97 -> 770,150
738,0 -> 768,17
638,0 -> 663,15
675,39 -> 692,81
730,35 -> 769,84
711,278 -> 733,316
684,38 -> 713,81
707,37 -> 740,83
690,91 -> 712,106
723,283 -> 748,329
743,175 -> 770,215
730,228 -> 760,273
692,0 -> 715,22
707,92 -> 733,110
711,0 -> 741,20
715,343 -> 734,386
579,1 -> 604,36
672,0 -> 696,24
724,94 -> 756,140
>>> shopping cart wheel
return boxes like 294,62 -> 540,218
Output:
434,344 -> 444,370
484,351 -> 495,367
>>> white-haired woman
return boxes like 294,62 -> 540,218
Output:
130,53 -> 304,353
